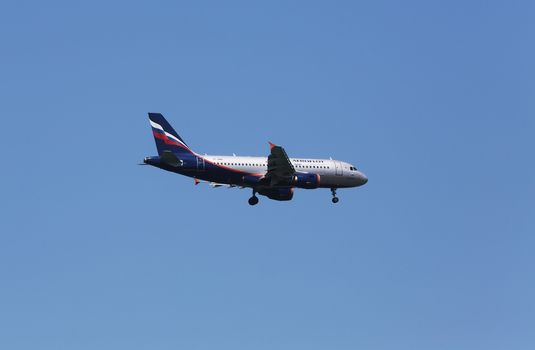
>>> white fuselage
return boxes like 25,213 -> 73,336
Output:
203,155 -> 367,188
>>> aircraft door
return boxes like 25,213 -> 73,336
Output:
334,161 -> 343,176
196,157 -> 205,171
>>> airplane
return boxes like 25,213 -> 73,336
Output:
142,113 -> 368,205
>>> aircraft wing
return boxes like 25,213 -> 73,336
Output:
265,142 -> 295,186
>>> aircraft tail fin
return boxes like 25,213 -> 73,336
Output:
148,113 -> 193,156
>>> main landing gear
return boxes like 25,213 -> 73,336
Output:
331,188 -> 339,204
248,190 -> 259,206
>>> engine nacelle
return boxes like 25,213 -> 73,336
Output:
292,173 -> 321,189
258,187 -> 294,201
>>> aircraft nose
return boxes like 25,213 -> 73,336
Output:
358,171 -> 368,186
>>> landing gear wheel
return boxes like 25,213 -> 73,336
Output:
248,196 -> 259,206
330,188 -> 339,204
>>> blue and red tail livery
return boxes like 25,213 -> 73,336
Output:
149,113 -> 192,155
143,113 -> 367,205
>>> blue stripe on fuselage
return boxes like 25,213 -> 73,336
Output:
149,153 -> 262,185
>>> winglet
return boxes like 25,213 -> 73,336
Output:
268,141 -> 277,150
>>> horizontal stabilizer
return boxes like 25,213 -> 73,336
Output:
160,151 -> 183,167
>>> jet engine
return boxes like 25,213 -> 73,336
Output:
292,173 -> 320,189
258,187 -> 294,201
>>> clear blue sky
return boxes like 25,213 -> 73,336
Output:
1,1 -> 534,349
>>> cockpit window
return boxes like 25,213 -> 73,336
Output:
350,166 -> 358,171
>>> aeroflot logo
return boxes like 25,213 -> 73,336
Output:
149,120 -> 188,148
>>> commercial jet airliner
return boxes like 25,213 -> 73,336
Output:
142,113 -> 368,205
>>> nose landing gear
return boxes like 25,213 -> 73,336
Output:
331,188 -> 339,203
248,190 -> 259,206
